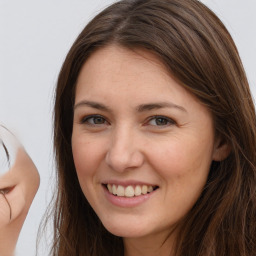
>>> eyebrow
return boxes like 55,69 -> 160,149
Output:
74,100 -> 187,113
74,100 -> 112,112
136,102 -> 187,113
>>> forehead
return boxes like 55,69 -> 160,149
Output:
76,45 -> 184,97
75,45 -> 205,114
77,45 -> 169,83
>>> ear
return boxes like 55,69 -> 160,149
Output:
212,136 -> 231,162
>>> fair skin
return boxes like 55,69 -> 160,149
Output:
0,128 -> 40,256
72,45 -> 228,256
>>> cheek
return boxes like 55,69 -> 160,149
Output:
72,138 -> 102,179
72,138 -> 103,206
147,137 -> 214,182
147,138 -> 214,219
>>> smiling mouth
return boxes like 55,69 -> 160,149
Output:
104,184 -> 159,197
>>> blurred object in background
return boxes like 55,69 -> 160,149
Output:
0,125 -> 21,176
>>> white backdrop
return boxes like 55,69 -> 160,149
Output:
0,1 -> 255,255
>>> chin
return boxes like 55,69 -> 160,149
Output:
100,216 -> 153,238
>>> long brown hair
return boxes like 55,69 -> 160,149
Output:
48,0 -> 256,255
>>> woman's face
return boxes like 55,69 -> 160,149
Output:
72,45 -> 222,241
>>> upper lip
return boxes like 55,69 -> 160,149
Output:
101,179 -> 158,187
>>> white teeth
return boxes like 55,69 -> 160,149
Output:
112,184 -> 117,195
107,184 -> 112,193
142,185 -> 147,195
117,185 -> 125,196
125,186 -> 135,197
106,184 -> 156,197
134,185 -> 142,196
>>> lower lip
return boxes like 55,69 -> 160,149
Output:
102,185 -> 157,208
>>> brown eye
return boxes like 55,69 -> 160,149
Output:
155,118 -> 169,125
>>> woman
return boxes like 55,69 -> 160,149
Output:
49,0 -> 256,255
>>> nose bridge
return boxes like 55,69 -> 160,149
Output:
105,123 -> 143,172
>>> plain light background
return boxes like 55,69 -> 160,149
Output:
0,1 -> 255,255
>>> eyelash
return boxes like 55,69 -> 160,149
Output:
146,115 -> 176,127
80,114 -> 176,127
80,115 -> 109,126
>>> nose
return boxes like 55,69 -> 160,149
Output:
105,127 -> 144,172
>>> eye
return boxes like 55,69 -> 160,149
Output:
81,115 -> 108,126
147,116 -> 176,126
